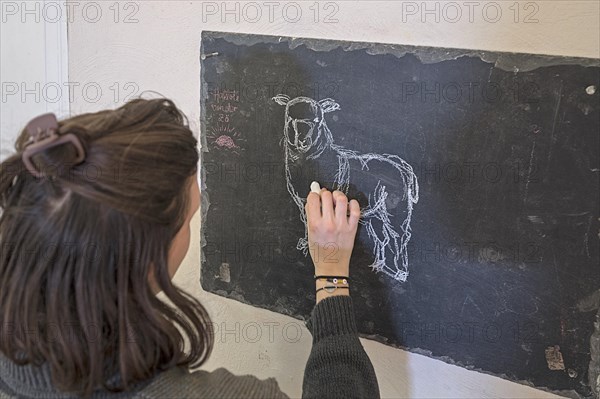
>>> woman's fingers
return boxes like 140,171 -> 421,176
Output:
320,189 -> 334,220
305,191 -> 321,219
306,185 -> 359,226
332,190 -> 349,223
348,199 -> 361,228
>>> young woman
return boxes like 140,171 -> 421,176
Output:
0,98 -> 379,398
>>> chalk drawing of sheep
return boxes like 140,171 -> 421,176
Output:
273,94 -> 419,282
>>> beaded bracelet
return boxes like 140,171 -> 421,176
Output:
315,277 -> 349,285
314,275 -> 350,281
316,285 -> 350,294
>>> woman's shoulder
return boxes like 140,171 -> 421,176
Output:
135,366 -> 289,399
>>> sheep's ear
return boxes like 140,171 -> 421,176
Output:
319,98 -> 340,113
272,94 -> 290,106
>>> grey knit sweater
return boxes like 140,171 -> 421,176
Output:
0,296 -> 379,398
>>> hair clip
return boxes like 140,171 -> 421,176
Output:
22,113 -> 85,178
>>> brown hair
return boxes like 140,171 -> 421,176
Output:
0,98 -> 213,396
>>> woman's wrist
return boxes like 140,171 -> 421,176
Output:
315,277 -> 350,304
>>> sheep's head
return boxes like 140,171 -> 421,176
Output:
273,95 -> 339,153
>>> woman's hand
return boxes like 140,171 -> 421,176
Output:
305,187 -> 360,302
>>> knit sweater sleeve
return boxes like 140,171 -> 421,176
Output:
138,366 -> 290,398
301,295 -> 380,399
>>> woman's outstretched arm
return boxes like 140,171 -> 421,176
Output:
301,184 -> 380,398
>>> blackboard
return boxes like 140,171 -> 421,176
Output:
199,31 -> 600,397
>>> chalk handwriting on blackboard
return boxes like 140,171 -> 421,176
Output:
273,94 -> 419,282
208,89 -> 243,153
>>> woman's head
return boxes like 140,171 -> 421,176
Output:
0,98 -> 212,396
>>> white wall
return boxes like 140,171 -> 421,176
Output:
0,0 -> 69,159
3,1 -> 599,397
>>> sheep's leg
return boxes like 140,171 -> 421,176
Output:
297,229 -> 309,254
363,183 -> 410,282
285,166 -> 310,256
383,222 -> 407,282
386,207 -> 414,281
296,204 -> 310,255
399,217 -> 413,271
363,182 -> 391,272
365,219 -> 387,273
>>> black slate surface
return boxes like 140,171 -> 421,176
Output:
199,31 -> 600,397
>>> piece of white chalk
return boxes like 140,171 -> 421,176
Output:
310,181 -> 321,193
